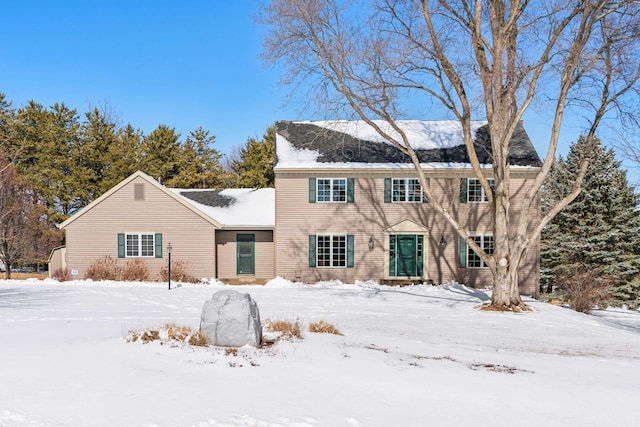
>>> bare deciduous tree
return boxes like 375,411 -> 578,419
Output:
259,0 -> 640,311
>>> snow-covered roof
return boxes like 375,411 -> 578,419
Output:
173,188 -> 275,229
311,120 -> 488,150
275,120 -> 542,169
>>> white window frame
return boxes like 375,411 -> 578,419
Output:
467,234 -> 493,268
125,233 -> 155,258
392,178 -> 422,203
467,178 -> 494,203
316,178 -> 347,203
316,234 -> 347,268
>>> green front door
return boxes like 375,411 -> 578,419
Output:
237,234 -> 255,275
389,234 -> 424,278
397,235 -> 417,277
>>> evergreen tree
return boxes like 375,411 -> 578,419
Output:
541,137 -> 640,308
103,124 -> 144,189
0,93 -> 15,153
79,108 -> 119,201
139,124 -> 181,185
11,101 -> 86,221
170,127 -> 228,188
229,126 -> 275,188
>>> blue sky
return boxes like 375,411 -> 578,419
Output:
1,1 -> 292,154
0,0 -> 606,169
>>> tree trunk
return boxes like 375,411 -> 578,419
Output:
488,262 -> 527,311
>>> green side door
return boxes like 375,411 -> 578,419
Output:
237,234 -> 255,275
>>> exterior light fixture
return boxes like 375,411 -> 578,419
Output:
368,236 -> 375,251
439,236 -> 447,249
167,242 -> 173,290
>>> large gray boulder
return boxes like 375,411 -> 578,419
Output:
199,290 -> 262,347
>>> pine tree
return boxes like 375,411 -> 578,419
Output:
11,101 -> 86,221
79,107 -> 119,201
104,124 -> 144,189
139,124 -> 181,185
229,126 -> 275,188
541,136 -> 640,308
169,127 -> 228,188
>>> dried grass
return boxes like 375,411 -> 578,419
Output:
309,320 -> 343,335
126,323 -> 209,347
264,318 -> 303,340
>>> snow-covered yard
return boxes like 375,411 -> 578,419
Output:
0,279 -> 639,427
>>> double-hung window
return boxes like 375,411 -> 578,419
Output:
126,233 -> 155,257
309,178 -> 354,203
317,178 -> 346,202
384,177 -> 429,203
392,178 -> 422,202
461,178 -> 494,203
309,234 -> 354,268
118,233 -> 162,258
460,234 -> 493,268
317,235 -> 346,267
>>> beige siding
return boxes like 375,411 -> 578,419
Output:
64,176 -> 217,280
47,247 -> 67,277
216,230 -> 275,283
275,170 -> 540,296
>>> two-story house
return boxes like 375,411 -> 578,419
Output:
49,119 -> 542,296
273,120 -> 542,296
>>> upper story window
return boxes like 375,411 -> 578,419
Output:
461,178 -> 494,203
393,178 -> 422,202
309,178 -> 354,203
384,177 -> 429,203
317,178 -> 346,202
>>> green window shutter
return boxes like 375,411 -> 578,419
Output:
459,237 -> 467,268
488,178 -> 495,200
384,178 -> 391,203
347,235 -> 354,268
117,233 -> 125,258
309,235 -> 317,268
347,178 -> 355,203
417,235 -> 424,275
389,235 -> 396,276
422,177 -> 430,203
155,233 -> 163,258
460,178 -> 468,203
309,178 -> 316,203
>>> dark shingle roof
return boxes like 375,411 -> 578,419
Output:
275,120 -> 542,167
178,190 -> 236,208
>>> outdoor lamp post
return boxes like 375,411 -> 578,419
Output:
167,242 -> 173,290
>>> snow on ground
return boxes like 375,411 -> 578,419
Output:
0,278 -> 639,427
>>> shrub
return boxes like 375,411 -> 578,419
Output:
557,266 -> 612,313
52,268 -> 72,282
121,258 -> 149,282
159,259 -> 199,283
309,320 -> 343,335
265,318 -> 303,340
85,256 -> 122,281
